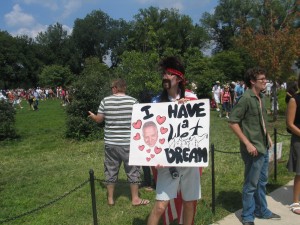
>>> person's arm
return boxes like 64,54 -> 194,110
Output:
228,122 -> 258,156
88,111 -> 105,123
286,98 -> 300,137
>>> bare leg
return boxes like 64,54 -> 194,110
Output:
106,184 -> 115,205
147,200 -> 169,225
183,200 -> 196,225
130,184 -> 150,205
293,175 -> 300,203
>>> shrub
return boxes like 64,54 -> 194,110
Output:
65,57 -> 110,140
0,100 -> 17,140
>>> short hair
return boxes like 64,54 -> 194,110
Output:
111,78 -> 126,93
244,67 -> 266,88
142,121 -> 157,132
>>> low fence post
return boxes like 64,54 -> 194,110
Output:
211,143 -> 215,214
274,128 -> 277,182
89,169 -> 98,225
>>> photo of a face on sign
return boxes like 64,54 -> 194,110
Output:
129,99 -> 210,167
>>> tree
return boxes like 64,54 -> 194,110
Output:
235,0 -> 300,120
39,65 -> 73,88
211,50 -> 245,81
128,7 -> 209,57
114,51 -> 161,101
184,48 -> 226,98
65,57 -> 110,139
201,0 -> 255,52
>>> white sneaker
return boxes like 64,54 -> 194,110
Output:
226,116 -> 229,119
216,108 -> 220,111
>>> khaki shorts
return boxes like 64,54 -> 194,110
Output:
155,167 -> 201,201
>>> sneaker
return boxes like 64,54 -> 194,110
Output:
226,116 -> 229,119
256,212 -> 281,220
216,108 -> 220,111
242,222 -> 254,225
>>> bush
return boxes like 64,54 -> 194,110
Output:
0,100 -> 17,140
65,57 -> 110,140
278,89 -> 288,115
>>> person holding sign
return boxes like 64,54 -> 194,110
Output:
88,78 -> 149,206
147,56 -> 201,225
228,67 -> 280,225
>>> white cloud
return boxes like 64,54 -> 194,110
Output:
5,4 -> 35,27
11,24 -> 48,38
61,0 -> 82,18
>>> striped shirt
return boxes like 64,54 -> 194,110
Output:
98,95 -> 138,146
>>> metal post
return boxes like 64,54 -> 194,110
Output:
274,128 -> 277,182
89,169 -> 98,225
211,144 -> 215,214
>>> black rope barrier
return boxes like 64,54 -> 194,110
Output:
214,149 -> 240,154
0,179 -> 90,224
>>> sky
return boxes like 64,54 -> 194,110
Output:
0,0 -> 219,38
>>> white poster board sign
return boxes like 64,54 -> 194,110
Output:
129,99 -> 210,167
268,142 -> 282,162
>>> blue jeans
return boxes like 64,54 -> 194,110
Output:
241,150 -> 272,222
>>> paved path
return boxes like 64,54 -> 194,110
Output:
212,180 -> 300,225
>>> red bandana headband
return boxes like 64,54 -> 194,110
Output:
166,68 -> 184,79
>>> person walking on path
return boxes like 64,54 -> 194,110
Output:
88,78 -> 149,207
228,67 -> 281,225
147,56 -> 201,225
286,76 -> 300,215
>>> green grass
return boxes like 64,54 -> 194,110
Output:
0,99 -> 294,225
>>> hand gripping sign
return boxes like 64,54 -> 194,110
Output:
129,99 -> 210,167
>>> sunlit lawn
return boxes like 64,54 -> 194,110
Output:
0,99 -> 294,225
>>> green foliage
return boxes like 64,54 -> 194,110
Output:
211,50 -> 245,81
115,51 -> 161,101
65,57 -> 110,140
0,100 -> 17,140
39,65 -> 73,87
277,89 -> 288,115
185,51 -> 226,98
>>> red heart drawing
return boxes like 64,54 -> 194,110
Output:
132,120 -> 142,129
156,115 -> 166,125
133,133 -> 140,140
146,157 -> 151,162
146,149 -> 151,153
154,146 -> 162,154
138,145 -> 145,151
160,127 -> 168,134
150,154 -> 155,158
159,138 -> 165,144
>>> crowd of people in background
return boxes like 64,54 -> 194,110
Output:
211,79 -> 287,119
0,86 -> 72,110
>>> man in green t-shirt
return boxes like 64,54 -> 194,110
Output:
228,67 -> 280,225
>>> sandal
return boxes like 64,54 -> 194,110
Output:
289,202 -> 300,208
132,199 -> 150,206
291,207 -> 300,215
144,186 -> 154,192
